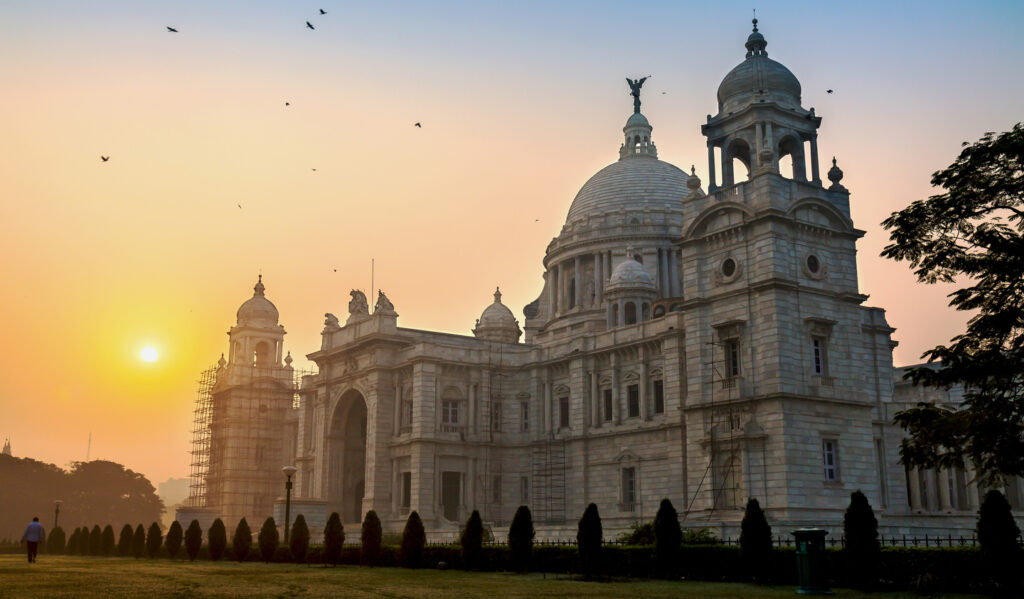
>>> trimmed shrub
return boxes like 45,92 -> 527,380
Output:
508,505 -> 535,573
843,490 -> 879,588
89,525 -> 102,555
461,510 -> 484,570
681,528 -> 720,544
576,503 -> 603,579
361,510 -> 382,566
617,521 -> 655,545
232,518 -> 251,561
101,525 -> 115,556
739,498 -> 772,583
289,514 -> 309,563
977,489 -> 1022,591
76,527 -> 88,555
184,520 -> 202,561
47,526 -> 66,555
65,528 -> 78,555
654,498 -> 682,579
323,512 -> 344,566
117,524 -> 133,556
146,522 -> 162,559
208,518 -> 227,561
401,511 -> 426,568
165,521 -> 183,559
132,524 -> 146,559
258,517 -> 279,562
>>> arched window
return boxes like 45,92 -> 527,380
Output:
725,139 -> 752,185
777,136 -> 805,180
254,341 -> 271,365
653,305 -> 666,318
624,302 -> 637,325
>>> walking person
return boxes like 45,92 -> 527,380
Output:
21,517 -> 45,563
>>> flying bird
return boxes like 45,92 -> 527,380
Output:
826,89 -> 834,94
100,156 -> 109,162
167,27 -> 178,33
306,21 -> 315,30
285,101 -> 290,106
237,204 -> 242,209
414,122 -> 422,128
311,168 -> 317,171
320,9 -> 327,14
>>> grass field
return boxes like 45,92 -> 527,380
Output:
0,555 -> 986,598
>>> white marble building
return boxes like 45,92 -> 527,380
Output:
179,22 -> 1021,539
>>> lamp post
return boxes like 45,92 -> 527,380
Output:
54,500 -> 62,530
282,466 -> 297,543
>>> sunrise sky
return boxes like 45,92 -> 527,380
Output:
1,0 -> 1022,489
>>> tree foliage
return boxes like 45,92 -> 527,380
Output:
843,490 -> 879,588
258,517 -> 278,562
323,512 -> 344,566
739,498 -> 772,583
576,503 -> 603,579
146,522 -> 162,558
507,505 -> 534,573
184,520 -> 202,561
289,514 -> 309,563
460,510 -> 484,570
401,511 -> 426,568
976,490 -> 1022,590
117,524 -> 133,556
882,123 -> 1024,485
361,510 -> 382,566
232,518 -> 251,561
89,524 -> 102,555
208,518 -> 227,561
654,498 -> 682,579
165,521 -> 183,559
47,526 -> 66,555
65,528 -> 79,555
132,523 -> 146,558
101,524 -> 115,556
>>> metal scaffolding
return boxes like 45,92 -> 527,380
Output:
186,364 -> 218,507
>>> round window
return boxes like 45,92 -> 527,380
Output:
721,258 -> 737,278
806,255 -> 820,274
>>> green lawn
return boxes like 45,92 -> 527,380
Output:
0,555 -> 984,598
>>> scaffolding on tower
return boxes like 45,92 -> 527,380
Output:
186,363 -> 218,507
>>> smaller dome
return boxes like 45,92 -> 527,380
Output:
236,275 -> 280,327
625,112 -> 650,129
717,20 -> 802,113
473,288 -> 521,343
607,254 -> 656,291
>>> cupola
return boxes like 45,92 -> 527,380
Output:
473,287 -> 522,344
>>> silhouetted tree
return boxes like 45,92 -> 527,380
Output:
361,510 -> 382,566
977,489 -> 1022,591
208,518 -> 227,561
654,498 -> 682,579
740,498 -> 772,584
77,526 -> 90,555
184,520 -> 202,561
65,527 -> 79,555
117,524 -> 133,556
88,525 -> 102,555
47,526 -> 66,555
289,514 -> 309,563
101,524 -> 115,556
258,517 -> 278,562
132,524 -> 146,558
165,521 -> 183,559
401,511 -> 426,568
460,510 -> 484,570
145,522 -> 162,558
232,518 -> 251,561
508,505 -> 534,573
843,490 -> 879,589
576,503 -> 603,579
323,512 -> 344,566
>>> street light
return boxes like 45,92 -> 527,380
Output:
54,500 -> 62,530
282,466 -> 297,543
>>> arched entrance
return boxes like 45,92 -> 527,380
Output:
327,390 -> 367,526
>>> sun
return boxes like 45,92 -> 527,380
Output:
141,347 -> 158,363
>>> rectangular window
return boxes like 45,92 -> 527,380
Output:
492,402 -> 502,432
520,476 -> 529,505
492,475 -> 502,504
653,380 -> 664,414
401,472 -> 411,508
725,340 -> 741,378
558,396 -> 570,429
622,467 -> 636,509
402,400 -> 413,429
520,401 -> 529,431
812,336 -> 828,375
823,439 -> 839,482
603,389 -> 613,422
627,384 -> 640,418
442,400 -> 460,425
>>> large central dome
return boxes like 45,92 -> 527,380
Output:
565,158 -> 689,225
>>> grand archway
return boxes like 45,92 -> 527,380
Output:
327,390 -> 367,525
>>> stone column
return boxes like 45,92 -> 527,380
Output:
657,249 -> 667,294
548,268 -> 557,317
707,141 -> 717,190
543,379 -> 552,434
590,370 -> 600,428
966,466 -> 980,510
611,354 -> 621,424
640,349 -> 649,421
469,382 -> 477,435
669,250 -> 680,297
810,135 -> 821,184
924,469 -> 938,511
908,467 -> 922,510
552,265 -> 560,315
937,468 -> 952,511
574,257 -> 582,310
392,375 -> 401,436
618,299 -> 625,326
595,253 -> 603,304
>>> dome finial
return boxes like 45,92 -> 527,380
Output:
494,286 -> 502,303
254,274 -> 265,296
745,17 -> 768,57
752,17 -> 758,33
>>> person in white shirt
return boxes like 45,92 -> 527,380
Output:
21,517 -> 45,563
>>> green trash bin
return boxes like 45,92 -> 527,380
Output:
791,528 -> 833,595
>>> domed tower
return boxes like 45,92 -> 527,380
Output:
229,275 -> 286,367
523,79 -> 690,342
473,287 -> 522,343
604,248 -> 658,327
701,19 -> 822,189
